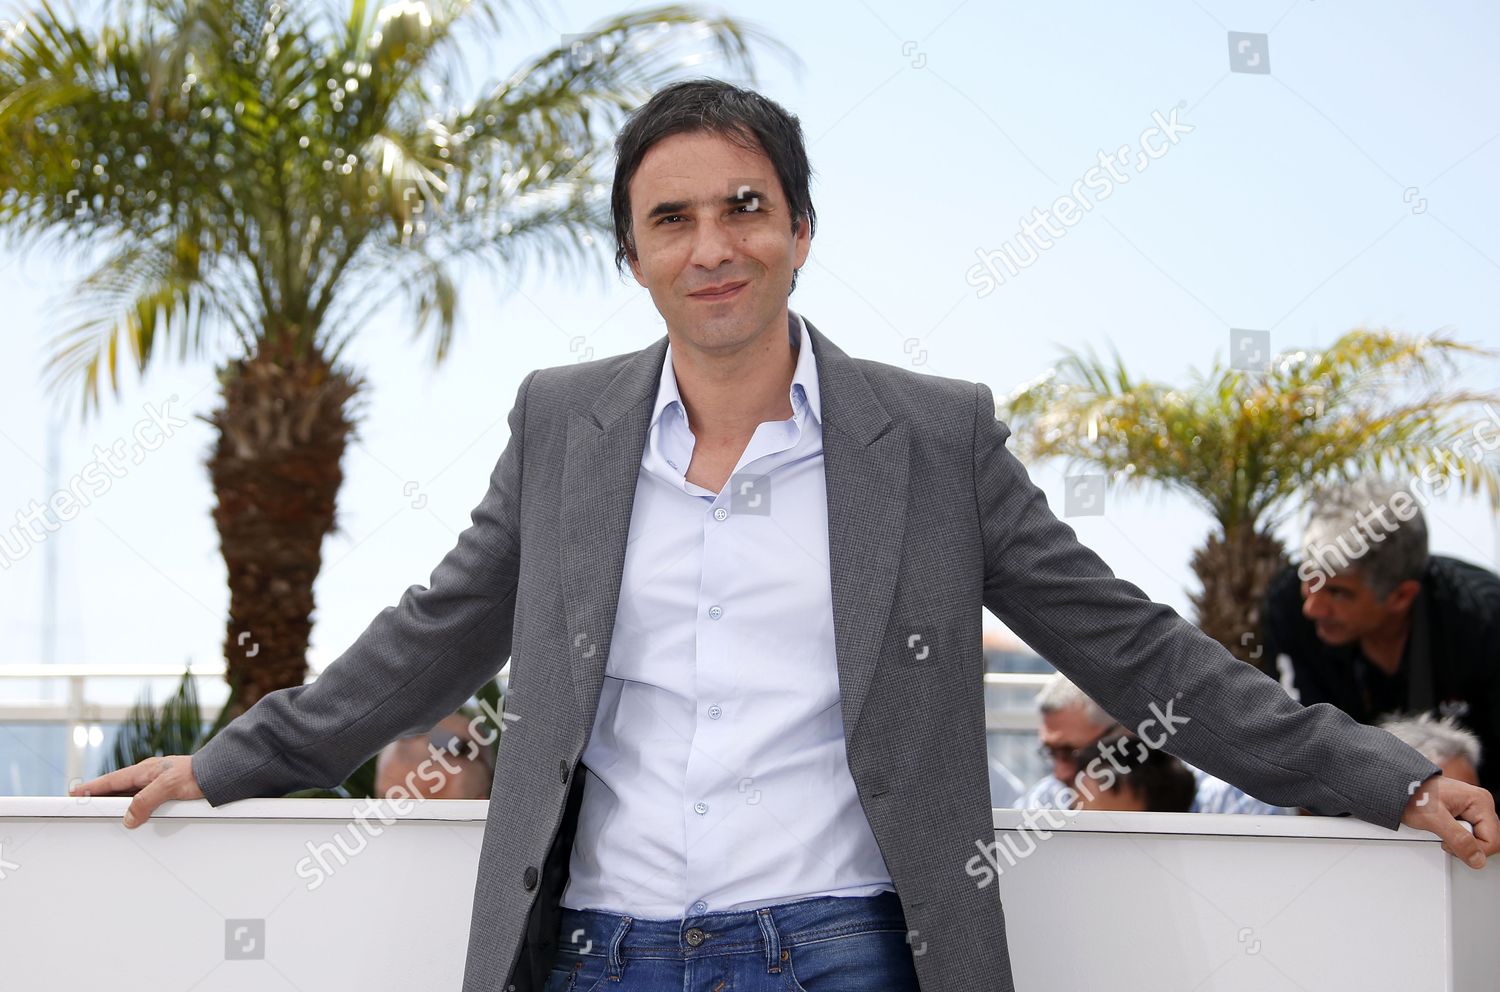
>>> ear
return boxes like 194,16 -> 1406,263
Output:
1383,578 -> 1422,613
792,215 -> 812,270
626,245 -> 648,288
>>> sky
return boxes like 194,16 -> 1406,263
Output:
1,0 -> 1497,693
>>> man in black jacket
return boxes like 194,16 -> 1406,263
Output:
1264,479 -> 1500,792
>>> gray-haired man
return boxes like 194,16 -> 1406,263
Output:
1015,673 -> 1292,814
1264,478 -> 1500,792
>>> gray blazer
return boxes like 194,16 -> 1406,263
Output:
191,318 -> 1441,991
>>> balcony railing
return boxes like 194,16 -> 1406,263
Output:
0,666 -> 1055,795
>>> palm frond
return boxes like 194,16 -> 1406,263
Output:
105,669 -> 207,772
42,233 -> 255,413
1000,329 -> 1500,534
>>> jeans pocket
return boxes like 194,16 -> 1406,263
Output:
784,929 -> 919,992
546,949 -> 609,992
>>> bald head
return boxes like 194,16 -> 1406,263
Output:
375,714 -> 493,800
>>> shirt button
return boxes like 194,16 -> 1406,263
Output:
708,605 -> 723,620
691,900 -> 707,914
668,459 -> 678,469
694,801 -> 709,815
712,507 -> 728,521
708,705 -> 722,720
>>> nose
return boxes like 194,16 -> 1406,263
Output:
1302,590 -> 1329,620
688,215 -> 735,271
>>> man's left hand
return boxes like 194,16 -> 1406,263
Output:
1401,774 -> 1499,869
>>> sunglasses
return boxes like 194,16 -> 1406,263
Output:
1037,722 -> 1125,764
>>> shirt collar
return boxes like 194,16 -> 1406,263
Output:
652,310 -> 821,431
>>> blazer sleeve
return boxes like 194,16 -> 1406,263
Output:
971,382 -> 1440,829
191,370 -> 536,806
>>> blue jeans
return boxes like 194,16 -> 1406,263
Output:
542,890 -> 922,991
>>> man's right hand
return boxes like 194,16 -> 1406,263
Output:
69,754 -> 204,828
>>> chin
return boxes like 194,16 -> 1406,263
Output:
1314,626 -> 1355,646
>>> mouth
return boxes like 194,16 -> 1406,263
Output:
688,280 -> 748,302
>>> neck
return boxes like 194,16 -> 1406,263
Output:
1359,609 -> 1413,676
670,312 -> 797,440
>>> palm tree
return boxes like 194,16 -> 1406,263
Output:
999,330 -> 1500,668
0,0 -> 778,715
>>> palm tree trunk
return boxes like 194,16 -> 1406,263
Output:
1189,522 -> 1289,674
207,337 -> 361,716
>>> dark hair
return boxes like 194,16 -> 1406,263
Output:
611,78 -> 816,293
1073,732 -> 1197,813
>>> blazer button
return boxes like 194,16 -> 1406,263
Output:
559,759 -> 571,783
523,866 -> 538,891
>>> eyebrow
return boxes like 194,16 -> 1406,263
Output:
646,187 -> 770,221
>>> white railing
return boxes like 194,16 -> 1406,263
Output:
1,797 -> 1492,990
0,665 -> 1048,786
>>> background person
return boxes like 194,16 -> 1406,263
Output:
1379,712 -> 1483,788
1069,731 -> 1198,813
1016,674 -> 1291,814
374,711 -> 494,800
1263,479 -> 1500,791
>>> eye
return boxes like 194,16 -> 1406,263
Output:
656,214 -> 684,225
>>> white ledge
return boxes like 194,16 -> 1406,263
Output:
4,796 -> 1438,844
991,805 -> 1438,842
0,795 -> 489,821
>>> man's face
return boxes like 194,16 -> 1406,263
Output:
1299,570 -> 1415,645
625,130 -> 810,353
1039,705 -> 1113,784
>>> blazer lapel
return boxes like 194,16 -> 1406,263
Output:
557,318 -> 910,746
559,337 -> 665,724
804,319 -> 910,745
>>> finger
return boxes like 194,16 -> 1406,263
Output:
123,773 -> 172,829
1435,807 -> 1485,868
1455,789 -> 1500,857
69,761 -> 156,798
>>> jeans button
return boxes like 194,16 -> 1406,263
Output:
685,927 -> 706,947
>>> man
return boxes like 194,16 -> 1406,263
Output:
74,81 -> 1496,992
1016,673 -> 1291,815
1380,713 -> 1483,787
1069,731 -> 1198,813
374,712 -> 495,800
1263,478 -> 1500,791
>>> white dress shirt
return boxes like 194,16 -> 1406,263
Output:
560,311 -> 896,918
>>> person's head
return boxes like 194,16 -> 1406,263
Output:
611,78 -> 815,354
1297,479 -> 1428,645
1379,712 -> 1482,786
1070,732 -> 1197,813
1034,674 -> 1119,785
374,713 -> 494,800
